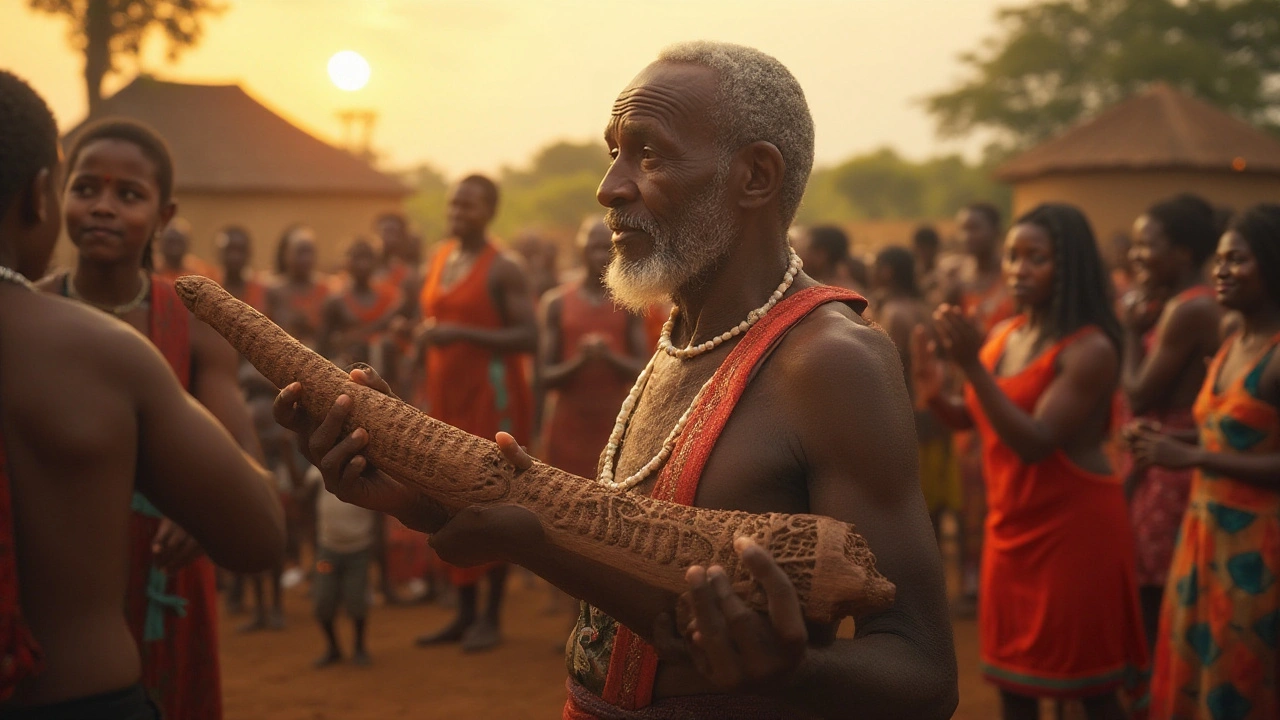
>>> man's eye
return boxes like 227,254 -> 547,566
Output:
608,148 -> 619,160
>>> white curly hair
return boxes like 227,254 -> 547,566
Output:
655,41 -> 815,227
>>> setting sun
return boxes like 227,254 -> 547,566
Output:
327,50 -> 369,92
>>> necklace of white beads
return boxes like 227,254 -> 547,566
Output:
597,248 -> 802,492
0,266 -> 36,293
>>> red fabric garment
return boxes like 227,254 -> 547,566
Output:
342,282 -> 402,333
540,283 -> 636,479
955,279 -> 1017,590
420,242 -> 532,587
419,241 -> 532,442
965,317 -> 1149,704
564,677 -> 815,720
215,273 -> 269,315
0,423 -> 44,698
1126,284 -> 1216,588
272,281 -> 330,350
377,261 -> 411,296
593,286 -> 867,712
123,277 -> 222,720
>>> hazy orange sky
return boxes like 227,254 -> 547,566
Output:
2,0 -> 1017,176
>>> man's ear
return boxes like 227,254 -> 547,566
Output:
20,168 -> 53,225
736,141 -> 785,211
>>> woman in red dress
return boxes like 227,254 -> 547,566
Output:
919,203 -> 1149,719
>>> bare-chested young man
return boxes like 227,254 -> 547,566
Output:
40,116 -> 275,720
276,43 -> 956,719
0,70 -> 284,718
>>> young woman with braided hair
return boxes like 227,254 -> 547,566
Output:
916,203 -> 1148,719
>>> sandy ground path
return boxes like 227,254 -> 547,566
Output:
220,569 -> 1003,719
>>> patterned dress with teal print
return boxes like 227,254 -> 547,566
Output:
1151,332 -> 1280,720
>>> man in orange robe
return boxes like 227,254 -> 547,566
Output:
413,175 -> 535,652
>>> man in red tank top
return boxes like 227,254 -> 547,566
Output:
411,175 -> 536,652
1120,194 -> 1224,647
283,43 -> 956,718
538,217 -> 648,479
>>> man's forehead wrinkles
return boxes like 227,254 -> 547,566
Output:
611,83 -> 704,122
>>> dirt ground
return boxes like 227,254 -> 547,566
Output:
220,569 -> 1005,719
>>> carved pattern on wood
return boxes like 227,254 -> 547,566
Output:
174,276 -> 896,623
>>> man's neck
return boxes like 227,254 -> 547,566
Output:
1240,304 -> 1280,342
224,267 -> 246,286
352,278 -> 372,294
974,250 -> 1000,275
581,269 -> 606,296
457,232 -> 488,253
672,238 -> 790,348
73,258 -> 145,305
1165,268 -> 1203,297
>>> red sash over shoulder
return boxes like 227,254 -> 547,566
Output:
596,286 -> 867,712
124,277 -> 223,720
0,426 -> 44,697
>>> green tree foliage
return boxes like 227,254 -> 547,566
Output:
405,140 -> 1004,248
925,0 -> 1280,149
799,148 -> 1008,223
30,0 -> 225,114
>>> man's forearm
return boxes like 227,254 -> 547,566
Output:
786,633 -> 957,720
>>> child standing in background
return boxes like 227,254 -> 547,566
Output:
313,477 -> 377,667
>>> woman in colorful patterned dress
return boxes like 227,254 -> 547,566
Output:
1131,204 -> 1280,720
919,203 -> 1149,719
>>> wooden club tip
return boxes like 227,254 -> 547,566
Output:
173,274 -> 227,313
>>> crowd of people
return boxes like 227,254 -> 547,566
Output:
1,37 -> 1278,720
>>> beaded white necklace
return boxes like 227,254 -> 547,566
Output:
598,249 -> 802,492
67,270 -> 150,316
0,266 -> 36,293
657,248 -> 802,359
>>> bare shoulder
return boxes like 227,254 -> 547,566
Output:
1165,291 -> 1223,329
539,283 -> 570,311
488,252 -> 532,296
33,271 -> 64,294
783,301 -> 898,371
770,301 -> 906,409
1059,328 -> 1119,373
8,292 -> 171,387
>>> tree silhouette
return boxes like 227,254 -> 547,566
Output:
926,0 -> 1280,151
30,0 -> 225,115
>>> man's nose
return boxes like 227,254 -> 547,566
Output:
596,160 -> 637,209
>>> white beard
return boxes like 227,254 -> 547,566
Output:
603,172 -> 737,313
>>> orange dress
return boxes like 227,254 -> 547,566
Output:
966,318 -> 1149,702
420,242 -> 532,586
1150,331 -> 1280,720
539,283 -> 635,479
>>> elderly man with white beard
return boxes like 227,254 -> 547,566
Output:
275,41 -> 957,720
